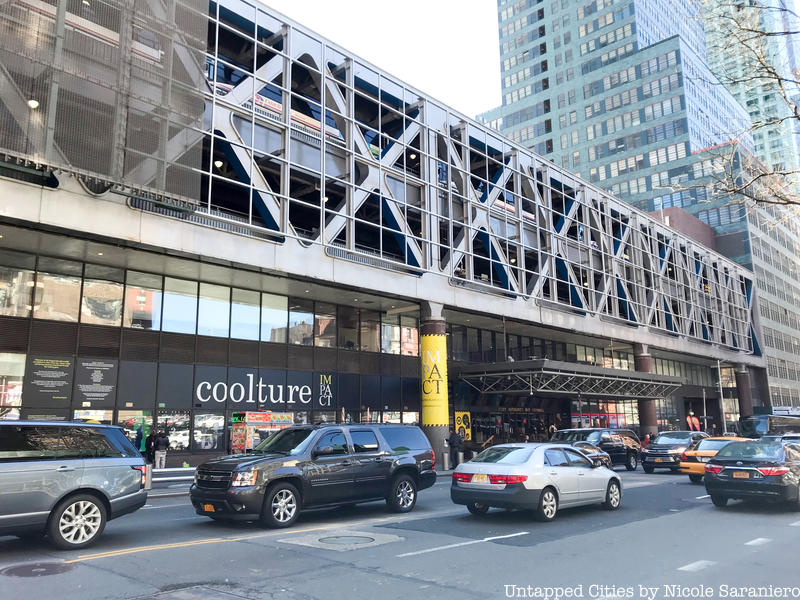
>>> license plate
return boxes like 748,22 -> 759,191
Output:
203,504 -> 215,512
733,471 -> 750,479
472,473 -> 488,483
654,458 -> 663,463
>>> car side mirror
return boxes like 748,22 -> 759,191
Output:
313,446 -> 333,457
590,457 -> 603,467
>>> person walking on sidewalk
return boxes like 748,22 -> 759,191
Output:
448,427 -> 462,470
153,430 -> 171,469
144,429 -> 157,464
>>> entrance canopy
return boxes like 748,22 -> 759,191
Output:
454,359 -> 684,399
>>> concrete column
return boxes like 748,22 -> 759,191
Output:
734,365 -> 754,418
633,343 -> 658,436
420,301 -> 448,469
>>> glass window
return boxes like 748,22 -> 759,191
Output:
0,425 -> 66,461
315,430 -> 348,454
288,298 -> 313,345
544,448 -> 570,466
34,257 -> 82,322
350,429 -> 380,452
197,283 -> 230,337
382,411 -> 401,424
162,278 -> 198,334
123,271 -> 163,330
360,310 -> 380,352
0,353 -> 25,421
81,265 -> 124,326
402,411 -> 419,425
157,410 -> 190,450
192,412 -> 225,452
230,288 -> 260,340
312,411 -> 336,425
117,410 -> 152,452
379,425 -> 429,451
0,250 -> 35,317
565,448 -> 592,468
381,313 -> 400,354
261,293 -> 287,343
337,305 -> 359,350
60,427 -> 119,458
72,409 -> 113,424
400,315 -> 419,356
314,302 -> 337,347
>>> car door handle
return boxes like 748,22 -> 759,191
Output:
56,466 -> 75,472
549,471 -> 558,476
578,472 -> 585,476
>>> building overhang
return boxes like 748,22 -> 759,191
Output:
453,359 -> 685,399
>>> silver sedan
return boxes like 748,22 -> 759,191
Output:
450,443 -> 622,521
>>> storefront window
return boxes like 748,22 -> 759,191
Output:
81,265 -> 124,326
402,411 -> 419,425
0,353 -> 25,421
400,315 -> 419,356
338,305 -> 359,350
123,271 -> 163,330
162,278 -> 198,334
360,410 -> 381,423
230,288 -> 260,340
198,283 -> 230,337
382,411 -> 401,423
117,410 -> 152,452
193,412 -> 225,451
158,410 -> 190,450
261,292 -> 288,343
451,324 -> 467,361
34,257 -> 82,322
293,412 -> 310,424
0,250 -> 35,317
73,409 -> 113,424
288,298 -> 313,345
360,310 -> 380,352
381,313 -> 400,354
312,411 -> 336,424
314,302 -> 337,347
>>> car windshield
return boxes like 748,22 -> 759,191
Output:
715,442 -> 784,461
653,433 -> 691,445
253,428 -> 315,455
551,430 -> 600,443
470,446 -> 534,464
695,439 -> 732,451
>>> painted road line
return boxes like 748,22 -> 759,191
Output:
621,482 -> 656,489
791,521 -> 800,527
744,538 -> 771,546
678,560 -> 716,572
396,531 -> 529,558
695,495 -> 710,499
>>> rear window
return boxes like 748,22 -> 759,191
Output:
551,430 -> 598,442
653,432 -> 691,445
715,442 -> 784,460
696,439 -> 731,452
471,446 -> 534,464
378,427 -> 430,452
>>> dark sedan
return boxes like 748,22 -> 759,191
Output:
704,440 -> 800,509
551,441 -> 612,468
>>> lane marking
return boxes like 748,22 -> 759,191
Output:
396,531 -> 529,558
678,560 -> 716,572
791,521 -> 800,527
695,495 -> 710,499
744,537 -> 771,546
622,482 -> 656,489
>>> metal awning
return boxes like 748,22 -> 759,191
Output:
454,359 -> 684,399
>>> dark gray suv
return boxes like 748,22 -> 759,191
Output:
0,422 -> 149,549
190,424 -> 436,528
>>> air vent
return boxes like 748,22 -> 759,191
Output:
0,317 -> 29,352
29,321 -> 78,354
229,339 -> 259,367
121,329 -> 159,361
325,245 -> 423,276
78,325 -> 120,358
160,333 -> 195,363
196,336 -> 227,365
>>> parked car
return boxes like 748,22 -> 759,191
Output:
679,436 -> 749,483
450,443 -> 622,521
0,421 -> 149,549
550,428 -> 641,470
190,424 -> 436,528
641,431 -> 709,473
704,440 -> 800,509
551,441 -> 612,468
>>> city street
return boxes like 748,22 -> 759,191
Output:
1,469 -> 798,600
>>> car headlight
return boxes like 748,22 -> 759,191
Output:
231,470 -> 257,487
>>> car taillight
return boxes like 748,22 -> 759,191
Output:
430,449 -> 435,469
132,465 -> 147,488
757,466 -> 790,476
488,474 -> 528,485
452,472 -> 473,483
705,464 -> 724,474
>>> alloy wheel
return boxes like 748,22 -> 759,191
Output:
271,489 -> 297,523
608,482 -> 621,508
58,500 -> 102,545
396,480 -> 415,509
542,491 -> 557,519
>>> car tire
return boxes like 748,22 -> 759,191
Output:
47,494 -> 107,550
466,502 -> 489,516
625,453 -> 638,471
387,474 -> 417,513
261,482 -> 301,528
689,474 -> 704,484
710,494 -> 728,508
603,480 -> 622,510
642,464 -> 654,474
535,487 -> 558,522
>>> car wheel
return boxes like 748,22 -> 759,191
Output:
466,502 -> 489,515
535,487 -> 558,522
689,474 -> 704,484
710,494 -> 728,508
47,494 -> 107,550
387,474 -> 417,513
261,482 -> 300,528
625,453 -> 638,471
642,464 -> 654,474
603,480 -> 622,510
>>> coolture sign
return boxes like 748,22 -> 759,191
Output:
421,334 -> 448,426
196,372 -> 335,408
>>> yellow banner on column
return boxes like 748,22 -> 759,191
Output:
421,334 -> 448,426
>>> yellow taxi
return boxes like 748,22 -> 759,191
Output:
679,436 -> 749,483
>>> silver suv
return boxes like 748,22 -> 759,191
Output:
0,422 -> 149,549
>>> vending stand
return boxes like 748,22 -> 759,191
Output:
231,411 -> 293,453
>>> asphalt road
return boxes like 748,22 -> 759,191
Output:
1,469 -> 799,600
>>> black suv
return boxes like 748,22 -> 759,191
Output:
190,424 -> 436,528
550,428 -> 641,470
641,430 -> 709,473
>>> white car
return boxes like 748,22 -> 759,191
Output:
450,443 -> 622,521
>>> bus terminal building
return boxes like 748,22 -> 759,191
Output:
0,0 -> 767,463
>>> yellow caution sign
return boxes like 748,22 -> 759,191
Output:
421,334 -> 448,426
455,411 -> 471,441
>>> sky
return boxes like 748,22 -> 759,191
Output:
259,0 -> 503,119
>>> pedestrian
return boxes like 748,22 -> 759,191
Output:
548,423 -> 557,439
522,433 -> 530,443
642,433 -> 651,448
448,427 -> 462,470
134,425 -> 143,453
144,429 -> 157,464
153,429 -> 171,469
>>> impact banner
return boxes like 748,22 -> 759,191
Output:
421,334 -> 448,426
